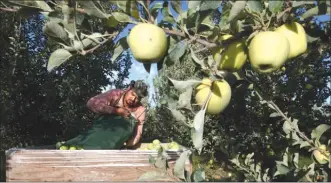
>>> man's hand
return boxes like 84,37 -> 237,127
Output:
115,107 -> 130,118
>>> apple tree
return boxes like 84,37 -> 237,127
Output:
1,0 -> 330,181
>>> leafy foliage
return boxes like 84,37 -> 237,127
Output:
0,11 -> 131,151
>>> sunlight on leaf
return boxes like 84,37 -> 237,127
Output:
177,87 -> 193,110
78,1 -> 110,19
168,78 -> 201,93
111,37 -> 128,62
227,1 -> 247,23
112,12 -> 132,23
311,124 -> 331,142
174,150 -> 191,180
247,1 -> 263,13
283,120 -> 292,135
268,1 -> 284,14
47,49 -> 72,72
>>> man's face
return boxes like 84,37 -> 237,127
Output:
124,90 -> 139,107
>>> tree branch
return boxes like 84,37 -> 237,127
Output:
163,29 -> 217,48
252,83 -> 330,158
0,7 -> 17,12
81,33 -> 117,55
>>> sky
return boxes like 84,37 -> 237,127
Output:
104,1 -> 331,106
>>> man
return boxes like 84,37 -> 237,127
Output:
62,80 -> 148,149
86,80 -> 148,147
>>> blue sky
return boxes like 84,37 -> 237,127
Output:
105,1 -> 331,105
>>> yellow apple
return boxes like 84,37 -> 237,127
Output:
213,34 -> 248,71
153,139 -> 161,145
59,145 -> 69,150
195,78 -> 232,115
312,144 -> 330,164
69,146 -> 77,150
274,22 -> 307,59
127,23 -> 168,63
248,31 -> 290,73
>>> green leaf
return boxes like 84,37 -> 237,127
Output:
43,22 -> 68,41
219,13 -> 230,30
191,100 -> 209,154
112,12 -> 132,23
191,126 -> 204,154
283,120 -> 292,135
270,112 -> 282,118
193,168 -> 206,182
292,1 -> 315,7
306,34 -> 320,43
106,15 -> 120,28
168,78 -> 201,93
193,109 -> 206,132
169,109 -> 190,127
78,1 -> 110,19
282,148 -> 289,166
148,154 -> 156,164
188,1 -> 200,10
300,141 -> 310,149
61,5 -> 76,39
268,1 -> 284,14
143,63 -> 151,73
164,41 -> 188,66
200,12 -> 214,29
137,171 -> 171,181
161,3 -> 176,24
111,37 -> 129,63
247,1 -> 263,13
301,4 -> 331,19
174,151 -> 191,180
200,1 -> 221,12
293,152 -> 299,168
177,87 -> 193,110
155,156 -> 167,170
117,0 -> 140,20
151,2 -> 164,18
311,124 -> 331,142
274,162 -> 291,176
46,10 -> 64,24
9,0 -> 53,12
170,1 -> 181,14
227,1 -> 247,23
190,48 -> 207,69
47,49 -> 72,72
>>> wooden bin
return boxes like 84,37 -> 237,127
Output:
5,143 -> 192,182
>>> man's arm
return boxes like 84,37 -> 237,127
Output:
86,89 -> 122,114
126,107 -> 146,146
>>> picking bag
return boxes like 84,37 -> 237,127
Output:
63,114 -> 136,149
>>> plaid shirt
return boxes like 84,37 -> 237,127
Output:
86,89 -> 146,146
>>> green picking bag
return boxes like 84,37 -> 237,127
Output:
63,114 -> 137,150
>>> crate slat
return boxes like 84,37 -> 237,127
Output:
6,144 -> 192,182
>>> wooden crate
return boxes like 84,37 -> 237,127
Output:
5,144 -> 192,182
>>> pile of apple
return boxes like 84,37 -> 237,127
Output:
137,139 -> 182,151
56,141 -> 84,150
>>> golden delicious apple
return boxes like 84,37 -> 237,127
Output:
127,23 -> 168,63
275,22 -> 307,59
195,78 -> 232,115
248,31 -> 290,73
312,144 -> 330,164
213,34 -> 248,71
